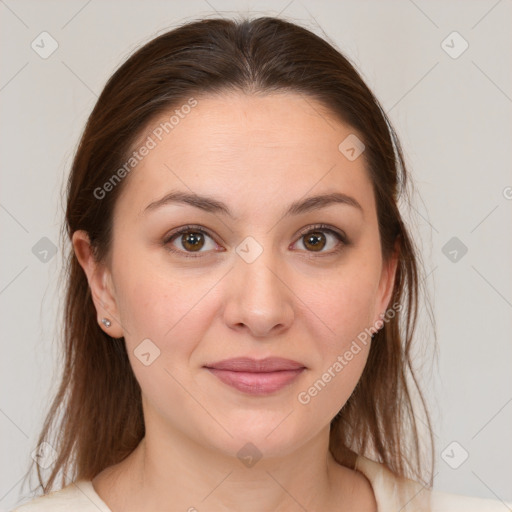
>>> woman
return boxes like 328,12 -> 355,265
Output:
12,16 -> 509,511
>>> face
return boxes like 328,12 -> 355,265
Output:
77,91 -> 397,461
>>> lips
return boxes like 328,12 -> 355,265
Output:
204,357 -> 306,395
205,357 -> 305,372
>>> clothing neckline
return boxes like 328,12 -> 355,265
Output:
74,455 -> 387,512
71,479 -> 112,511
354,454 -> 431,511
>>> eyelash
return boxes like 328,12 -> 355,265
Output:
163,224 -> 350,258
163,223 -> 349,259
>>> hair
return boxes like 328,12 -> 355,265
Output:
24,15 -> 435,496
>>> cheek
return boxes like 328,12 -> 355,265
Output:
293,259 -> 381,408
302,261 -> 381,346
277,274 -> 373,414
296,294 -> 375,423
114,266 -> 217,419
112,249 -> 221,361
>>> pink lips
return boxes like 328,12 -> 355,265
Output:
204,357 -> 306,395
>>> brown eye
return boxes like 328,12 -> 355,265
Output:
294,225 -> 348,255
303,231 -> 327,252
164,226 -> 219,258
180,231 -> 205,252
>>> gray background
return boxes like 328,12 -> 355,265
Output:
1,0 -> 511,510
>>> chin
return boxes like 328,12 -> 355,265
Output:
202,414 -> 316,461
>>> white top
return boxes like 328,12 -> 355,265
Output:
11,455 -> 511,511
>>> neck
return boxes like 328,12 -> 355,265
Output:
104,426 -> 363,511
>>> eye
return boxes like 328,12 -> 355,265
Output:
163,223 -> 348,259
292,224 -> 348,255
163,225 -> 220,258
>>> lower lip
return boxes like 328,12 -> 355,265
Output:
206,368 -> 305,395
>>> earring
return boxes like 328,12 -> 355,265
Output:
101,318 -> 112,328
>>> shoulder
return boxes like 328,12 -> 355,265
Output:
354,454 -> 512,511
11,480 -> 112,512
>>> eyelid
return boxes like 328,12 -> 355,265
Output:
294,223 -> 348,244
163,224 -> 222,258
163,223 -> 349,258
290,223 -> 349,258
163,224 -> 216,243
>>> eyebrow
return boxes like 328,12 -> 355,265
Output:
143,190 -> 363,218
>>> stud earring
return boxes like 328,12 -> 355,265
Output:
101,318 -> 112,328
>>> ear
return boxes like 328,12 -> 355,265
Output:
72,230 -> 124,338
372,237 -> 400,329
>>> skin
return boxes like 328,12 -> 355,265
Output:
73,91 -> 398,511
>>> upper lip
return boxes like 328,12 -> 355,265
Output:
204,357 -> 306,372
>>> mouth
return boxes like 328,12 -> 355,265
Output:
203,357 -> 306,395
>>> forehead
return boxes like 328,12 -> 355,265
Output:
115,91 -> 375,221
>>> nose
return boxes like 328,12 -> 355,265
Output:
223,248 -> 294,338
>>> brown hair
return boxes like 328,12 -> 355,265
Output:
24,15 -> 435,495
